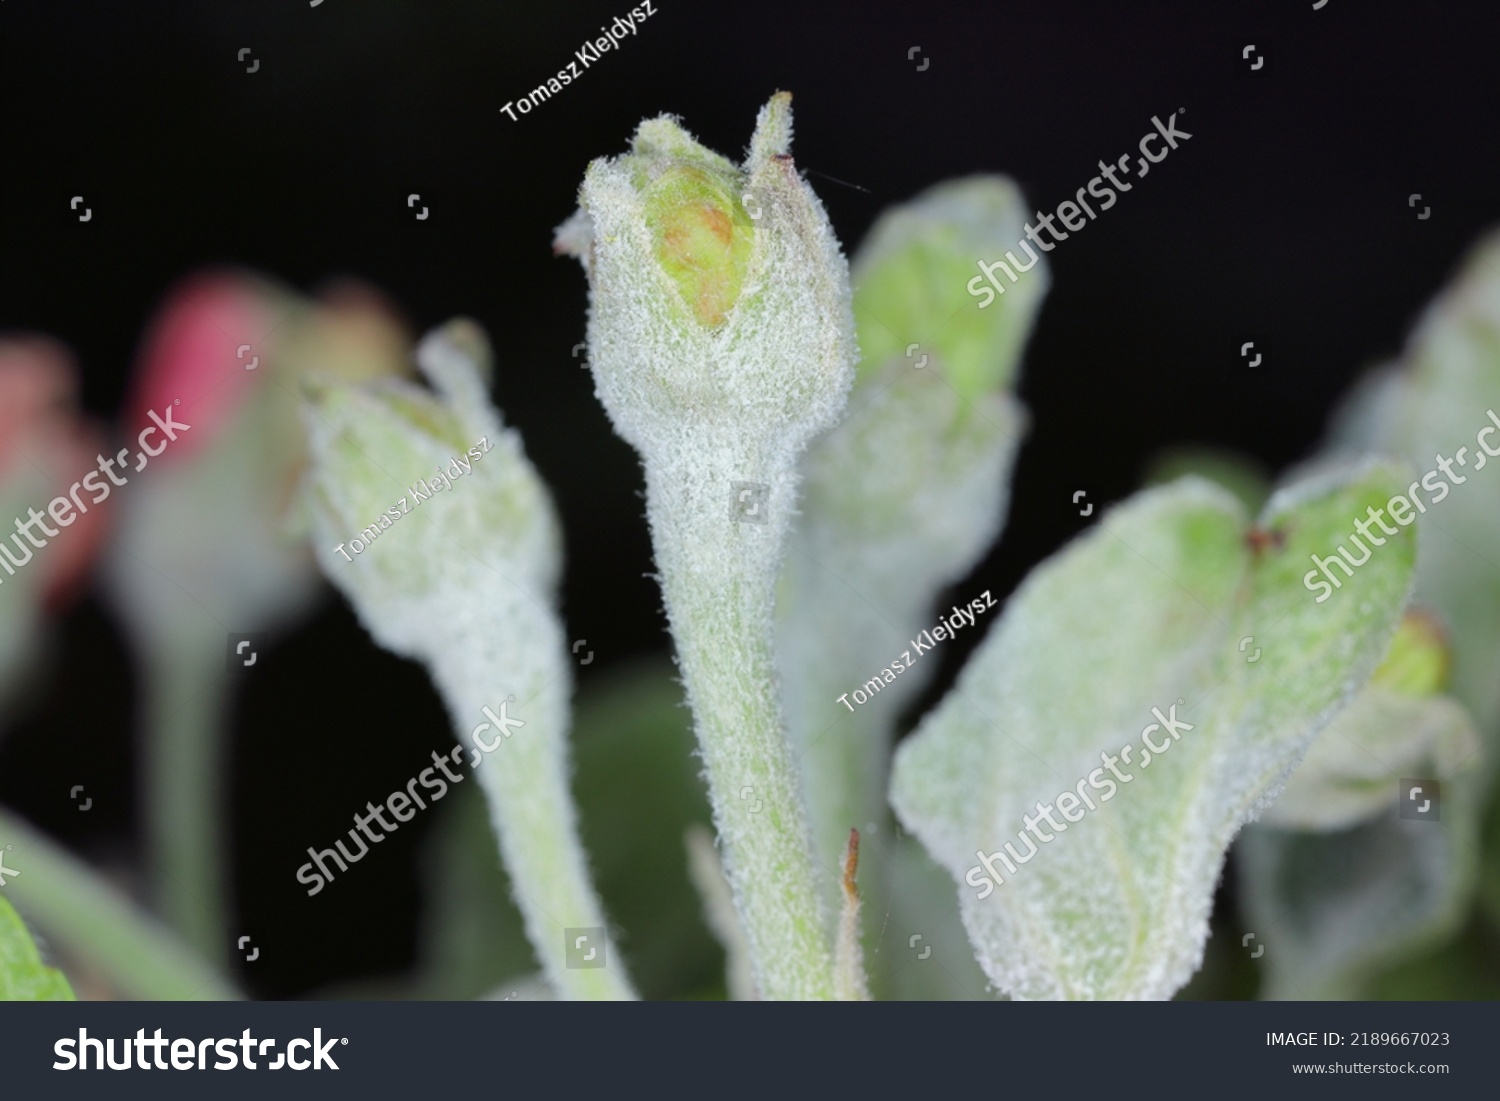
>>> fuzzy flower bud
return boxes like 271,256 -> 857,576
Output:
555,91 -> 855,455
301,321 -> 634,1000
301,320 -> 560,652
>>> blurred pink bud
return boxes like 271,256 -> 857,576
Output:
0,336 -> 109,609
122,270 -> 282,464
104,268 -> 414,652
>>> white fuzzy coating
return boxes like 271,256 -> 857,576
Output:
559,96 -> 858,999
571,107 -> 854,460
890,471 -> 1415,1000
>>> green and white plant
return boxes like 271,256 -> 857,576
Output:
7,94 -> 1500,1004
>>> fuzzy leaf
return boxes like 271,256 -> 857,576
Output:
778,178 -> 1044,951
891,468 -> 1415,1000
1327,233 -> 1500,739
851,176 -> 1046,400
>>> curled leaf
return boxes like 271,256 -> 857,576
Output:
891,468 -> 1415,999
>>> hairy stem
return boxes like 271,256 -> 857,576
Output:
426,598 -> 635,1000
643,430 -> 836,999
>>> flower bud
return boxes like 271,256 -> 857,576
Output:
0,336 -> 109,611
641,163 -> 755,329
105,271 -> 413,655
0,337 -> 108,708
301,320 -> 561,653
555,92 -> 855,453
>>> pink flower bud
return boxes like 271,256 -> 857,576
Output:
122,270 -> 281,463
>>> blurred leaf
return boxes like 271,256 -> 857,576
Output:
1240,799 -> 1481,999
891,469 -> 1414,999
1326,233 -> 1500,741
571,658 -> 718,999
1250,232 -> 1500,996
0,894 -> 74,1001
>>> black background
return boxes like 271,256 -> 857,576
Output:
1,0 -> 1498,998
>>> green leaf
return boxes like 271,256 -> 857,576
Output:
890,468 -> 1415,999
0,895 -> 74,1001
851,176 -> 1047,400
778,179 -> 1046,983
1253,231 -> 1500,997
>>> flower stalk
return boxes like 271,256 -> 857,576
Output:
557,93 -> 856,998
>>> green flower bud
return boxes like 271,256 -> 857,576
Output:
852,176 -> 1047,402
